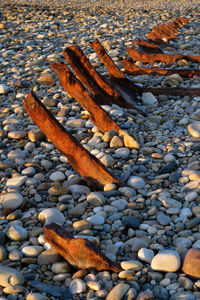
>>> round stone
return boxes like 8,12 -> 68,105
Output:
26,292 -> 49,300
7,225 -> 27,241
38,208 -> 65,225
142,92 -> 158,106
37,248 -> 61,265
0,266 -> 24,287
87,215 -> 105,226
51,261 -> 71,274
0,192 -> 23,210
151,250 -> 181,272
127,176 -> 145,189
0,84 -> 9,94
69,278 -> 86,294
87,192 -> 105,206
157,212 -> 171,226
21,246 -> 44,257
49,171 -> 65,182
8,131 -> 27,139
121,260 -> 143,271
0,245 -> 7,262
188,122 -> 200,138
138,248 -> 154,264
114,148 -> 130,159
122,216 -> 140,229
106,283 -> 130,300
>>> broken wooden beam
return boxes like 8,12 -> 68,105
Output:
50,62 -> 139,149
121,58 -> 200,78
63,45 -> 129,108
23,91 -> 123,189
43,223 -> 122,272
133,39 -> 164,54
141,87 -> 200,96
127,46 -> 200,64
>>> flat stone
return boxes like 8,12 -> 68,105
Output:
114,148 -> 130,159
6,176 -> 27,188
185,191 -> 198,201
51,261 -> 71,274
21,246 -> 44,257
138,248 -> 154,264
174,237 -> 192,248
8,131 -> 27,139
127,176 -> 145,189
0,192 -> 23,209
157,212 -> 171,226
87,215 -> 105,226
66,119 -> 85,128
121,216 -> 140,229
106,283 -> 130,300
0,245 -> 7,262
7,225 -> 27,241
37,248 -> 62,265
151,250 -> 181,272
26,292 -> 49,300
0,84 -> 9,94
28,129 -> 44,142
0,266 -> 24,287
170,292 -> 195,300
38,208 -> 65,225
131,238 -> 148,252
49,171 -> 65,182
87,192 -> 105,206
182,248 -> 200,278
73,220 -> 91,232
121,260 -> 143,271
37,74 -> 54,86
188,122 -> 200,138
136,290 -> 154,300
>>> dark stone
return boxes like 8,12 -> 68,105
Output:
169,171 -> 181,183
24,273 -> 37,280
122,216 -> 140,229
124,287 -> 137,300
138,165 -> 148,173
141,283 -> 153,291
0,231 -> 6,245
153,286 -> 169,300
157,212 -> 171,226
103,190 -> 120,197
192,143 -> 200,151
28,280 -> 73,300
158,161 -> 178,175
120,170 -> 131,182
185,217 -> 200,229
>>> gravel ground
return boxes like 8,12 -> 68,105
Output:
0,1 -> 200,300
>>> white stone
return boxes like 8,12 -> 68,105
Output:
7,225 -> 27,241
138,248 -> 154,263
38,208 -> 65,225
21,246 -> 44,257
49,171 -> 65,182
151,250 -> 181,272
0,84 -> 9,94
121,260 -> 143,271
26,292 -> 49,300
188,122 -> 200,138
127,176 -> 145,190
6,176 -> 27,188
51,261 -> 71,274
87,215 -> 105,226
0,266 -> 24,287
163,154 -> 176,163
0,192 -> 23,209
142,92 -> 158,106
69,278 -> 86,294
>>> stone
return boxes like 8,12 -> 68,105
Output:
3,285 -> 25,294
87,192 -> 105,206
100,154 -> 115,167
28,129 -> 44,142
178,277 -> 193,290
69,279 -> 86,294
163,153 -> 175,162
131,238 -> 148,252
51,261 -> 71,274
114,148 -> 130,159
37,74 -> 54,86
121,260 -> 143,271
6,176 -> 27,188
138,248 -> 154,264
8,131 -> 27,139
106,283 -> 130,300
136,289 -> 154,300
188,122 -> 200,138
0,84 -> 9,94
21,246 -> 44,257
49,171 -> 65,182
7,225 -> 27,241
151,250 -> 181,272
170,292 -> 195,300
68,184 -> 90,196
121,216 -> 140,229
185,191 -> 198,202
87,214 -> 105,226
73,220 -> 91,232
157,212 -> 171,226
174,238 -> 192,249
127,176 -> 145,189
0,231 -> 6,245
37,248 -> 62,265
26,292 -> 49,300
38,208 -> 65,225
142,92 -> 158,106
110,135 -> 123,148
182,248 -> 200,278
66,119 -> 85,128
0,192 -> 23,210
0,245 -> 7,262
0,266 -> 24,287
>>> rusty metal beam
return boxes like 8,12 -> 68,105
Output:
133,39 -> 164,54
127,46 -> 200,64
121,58 -> 200,78
50,62 -> 139,148
23,92 -> 123,189
44,223 -> 122,272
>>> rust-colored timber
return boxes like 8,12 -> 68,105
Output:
172,17 -> 189,26
127,46 -> 200,64
63,45 -> 128,108
51,62 -> 140,148
43,223 -> 122,272
23,92 -> 123,189
133,39 -> 164,54
141,87 -> 200,96
121,58 -> 200,78
50,62 -> 139,148
89,39 -> 146,116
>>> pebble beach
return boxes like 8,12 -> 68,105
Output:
0,0 -> 200,299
